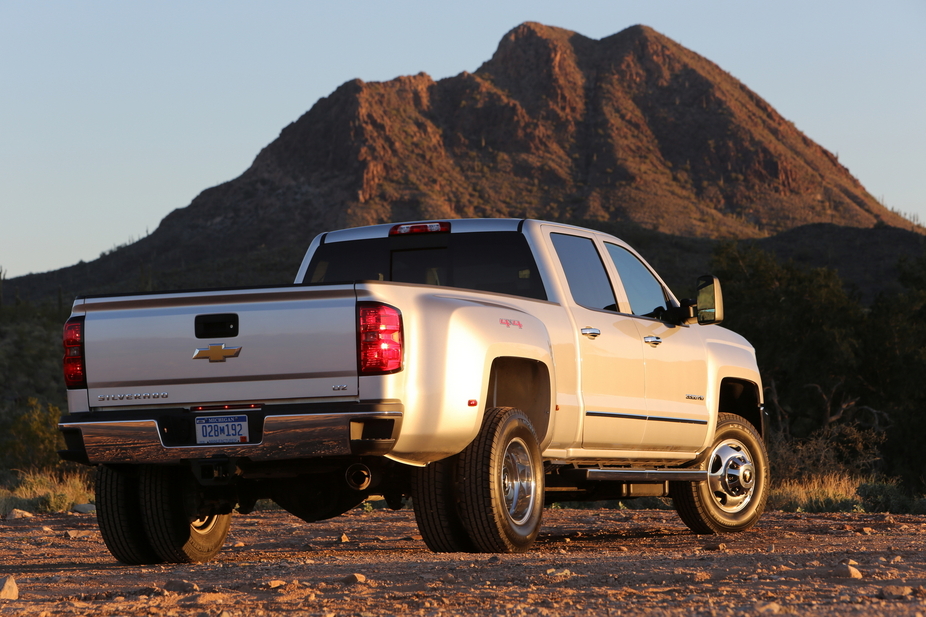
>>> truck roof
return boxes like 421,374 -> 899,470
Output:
319,218 -> 527,244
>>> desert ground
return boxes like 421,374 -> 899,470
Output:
1,506 -> 925,616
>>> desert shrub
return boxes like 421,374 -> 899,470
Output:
0,397 -> 64,470
0,468 -> 93,516
767,424 -> 885,482
768,473 -> 864,513
856,481 -> 915,514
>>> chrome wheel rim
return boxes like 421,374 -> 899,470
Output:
707,438 -> 757,513
502,437 -> 536,525
191,515 -> 218,536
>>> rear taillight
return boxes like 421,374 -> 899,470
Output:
63,316 -> 87,389
358,303 -> 403,375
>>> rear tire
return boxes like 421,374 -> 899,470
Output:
412,455 -> 476,552
457,407 -> 544,553
95,465 -> 162,565
139,465 -> 230,563
671,413 -> 769,534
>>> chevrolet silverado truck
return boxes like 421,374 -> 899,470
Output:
58,218 -> 768,564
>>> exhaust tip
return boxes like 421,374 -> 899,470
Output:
345,464 -> 372,491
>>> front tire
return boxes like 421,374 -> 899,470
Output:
139,465 -> 231,563
457,407 -> 544,552
672,413 -> 769,534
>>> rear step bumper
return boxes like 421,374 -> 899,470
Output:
59,409 -> 403,464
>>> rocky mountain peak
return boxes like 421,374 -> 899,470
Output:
8,22 -> 917,301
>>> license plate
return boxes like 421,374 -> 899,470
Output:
195,415 -> 249,444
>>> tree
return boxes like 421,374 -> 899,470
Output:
858,256 -> 926,491
711,243 -> 866,438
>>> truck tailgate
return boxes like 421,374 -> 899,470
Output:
80,285 -> 358,408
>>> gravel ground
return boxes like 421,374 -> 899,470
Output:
1,507 -> 925,616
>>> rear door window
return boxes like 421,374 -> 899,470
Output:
550,233 -> 617,311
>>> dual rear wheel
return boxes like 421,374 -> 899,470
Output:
96,465 -> 230,565
412,407 -> 544,553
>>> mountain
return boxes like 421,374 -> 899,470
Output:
6,22 -> 919,304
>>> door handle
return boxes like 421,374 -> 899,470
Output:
644,336 -> 663,345
581,327 -> 601,339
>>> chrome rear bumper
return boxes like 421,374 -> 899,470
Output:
59,410 -> 402,464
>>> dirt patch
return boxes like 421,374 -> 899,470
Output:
1,508 -> 925,616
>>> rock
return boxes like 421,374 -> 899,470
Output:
832,563 -> 863,579
840,558 -> 859,566
692,571 -> 711,582
341,573 -> 366,585
5,509 -> 32,520
71,503 -> 96,514
164,580 -> 200,593
754,601 -> 781,614
703,543 -> 727,551
266,580 -> 287,589
879,586 -> 913,600
545,569 -> 571,577
64,530 -> 94,540
340,533 -> 350,543
890,555 -> 903,564
859,527 -> 874,535
487,555 -> 501,563
186,593 -> 228,605
0,577 -> 18,600
233,541 -> 245,548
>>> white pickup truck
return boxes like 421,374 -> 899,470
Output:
59,218 -> 767,564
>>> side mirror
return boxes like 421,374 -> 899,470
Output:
696,275 -> 724,325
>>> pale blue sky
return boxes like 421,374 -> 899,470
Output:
2,0 -> 924,278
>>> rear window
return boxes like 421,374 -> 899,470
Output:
304,231 -> 546,300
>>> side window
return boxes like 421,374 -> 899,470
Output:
605,243 -> 669,318
550,233 -> 617,311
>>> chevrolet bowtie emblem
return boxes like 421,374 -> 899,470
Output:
193,343 -> 242,362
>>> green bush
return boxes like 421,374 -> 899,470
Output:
856,481 -> 914,514
0,397 -> 64,470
